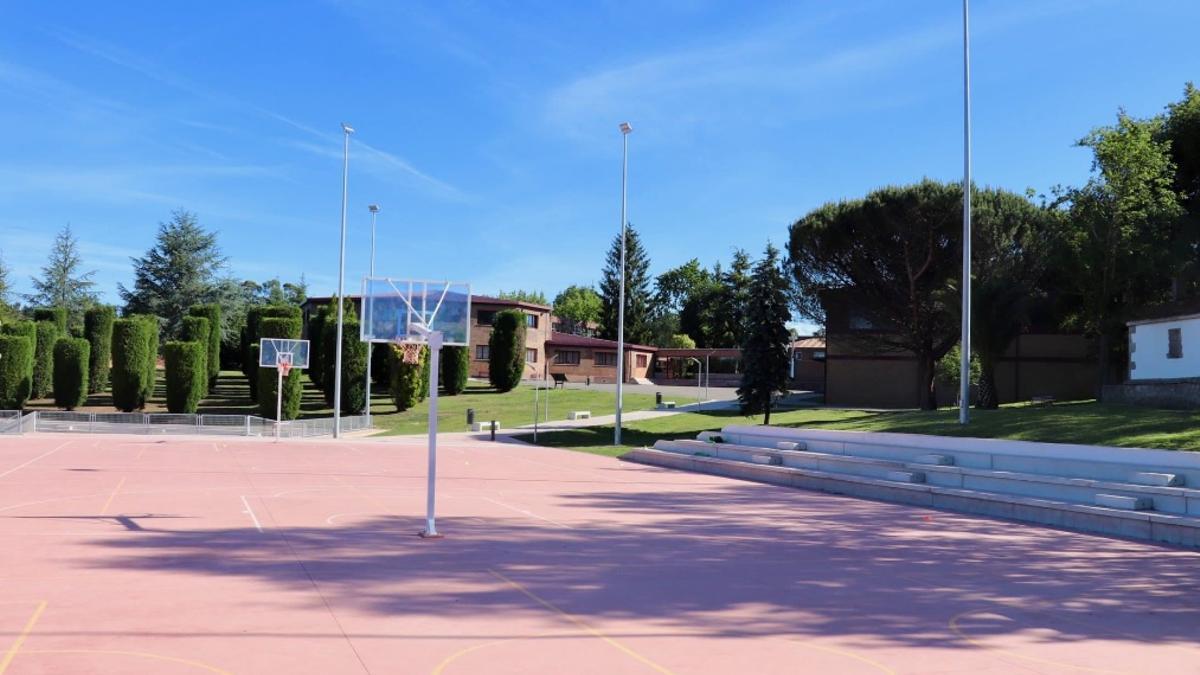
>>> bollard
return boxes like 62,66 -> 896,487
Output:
586,376 -> 591,387
490,421 -> 496,442
656,392 -> 663,406
466,408 -> 475,426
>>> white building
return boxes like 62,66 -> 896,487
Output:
1128,310 -> 1196,381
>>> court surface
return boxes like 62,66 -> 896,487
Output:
2,433 -> 1198,675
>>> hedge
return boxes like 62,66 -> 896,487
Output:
33,307 -> 68,333
187,304 -> 221,388
256,316 -> 303,420
111,318 -> 152,411
164,341 -> 206,413
371,343 -> 389,386
53,337 -> 89,410
307,307 -> 327,388
32,321 -> 60,400
242,304 -> 301,399
0,334 -> 34,409
321,316 -> 366,412
488,309 -> 526,392
441,345 -> 469,395
180,315 -> 210,397
136,315 -> 160,405
389,344 -> 426,412
84,305 -> 115,393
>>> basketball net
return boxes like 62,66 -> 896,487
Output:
395,339 -> 423,365
277,353 -> 293,378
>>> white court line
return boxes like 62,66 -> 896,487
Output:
0,441 -> 72,479
240,495 -> 264,532
480,496 -> 573,529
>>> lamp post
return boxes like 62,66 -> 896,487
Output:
333,122 -> 354,438
364,203 -> 380,428
615,121 -> 632,446
958,0 -> 973,425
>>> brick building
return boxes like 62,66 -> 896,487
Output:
546,333 -> 657,384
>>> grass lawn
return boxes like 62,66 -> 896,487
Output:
521,400 -> 1200,457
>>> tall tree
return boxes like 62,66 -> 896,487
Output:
497,289 -> 549,305
598,224 -> 652,344
789,180 -> 962,410
120,210 -> 226,338
653,258 -> 711,314
1064,112 -> 1184,389
488,309 -> 526,392
1160,83 -> 1200,296
737,244 -> 792,424
679,262 -> 723,347
711,250 -> 753,347
552,285 -> 602,335
26,224 -> 98,330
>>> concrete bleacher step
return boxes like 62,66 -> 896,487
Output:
1130,472 -> 1184,487
658,439 -> 918,484
1095,494 -> 1154,511
912,454 -> 955,466
886,470 -> 926,484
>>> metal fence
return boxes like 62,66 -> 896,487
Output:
5,410 -> 372,438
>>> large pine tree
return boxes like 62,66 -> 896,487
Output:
120,210 -> 226,338
598,223 -> 652,344
736,244 -> 792,425
26,224 -> 98,330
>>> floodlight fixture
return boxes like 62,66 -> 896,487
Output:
368,203 -> 380,214
619,121 -> 633,135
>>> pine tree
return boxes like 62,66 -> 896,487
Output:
598,223 -> 652,344
119,210 -> 226,339
736,244 -> 792,424
26,225 -> 98,330
712,249 -> 752,347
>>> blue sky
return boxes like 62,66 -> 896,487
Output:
1,1 -> 1198,330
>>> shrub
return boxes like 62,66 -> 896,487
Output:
389,344 -> 425,412
31,321 -> 59,399
307,307 -> 327,388
135,315 -> 160,405
33,307 -> 68,333
0,334 -> 34,409
243,304 -> 302,399
164,341 -> 206,413
256,316 -> 303,420
371,343 -> 389,386
441,345 -> 469,395
52,337 -> 89,410
84,305 -> 115,393
111,318 -> 151,411
180,315 -> 210,397
488,309 -> 526,392
1,322 -> 36,384
420,344 -> 431,401
187,304 -> 221,388
322,317 -> 366,412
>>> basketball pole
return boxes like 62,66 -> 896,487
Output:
365,204 -> 379,428
275,364 -> 283,443
420,329 -> 444,538
958,0 -> 973,425
334,122 -> 354,439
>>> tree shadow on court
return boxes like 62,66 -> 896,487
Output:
78,471 -> 1200,650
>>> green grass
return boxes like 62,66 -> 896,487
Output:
522,400 -> 1200,456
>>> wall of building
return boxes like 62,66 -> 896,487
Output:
468,303 -> 551,380
547,346 -> 655,384
991,334 -> 1095,403
1130,317 -> 1198,381
825,356 -> 920,408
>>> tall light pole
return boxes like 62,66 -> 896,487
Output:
364,203 -> 380,428
333,122 -> 354,438
615,121 -> 632,445
958,0 -> 973,425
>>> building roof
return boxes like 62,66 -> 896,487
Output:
546,331 -> 657,352
793,336 -> 826,349
1127,299 -> 1200,327
656,347 -> 741,358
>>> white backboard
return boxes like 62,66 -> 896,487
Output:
360,277 -> 470,346
259,338 -> 310,369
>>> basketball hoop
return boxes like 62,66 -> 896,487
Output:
394,339 -> 423,365
277,353 -> 293,378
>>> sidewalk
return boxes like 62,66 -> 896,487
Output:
512,398 -> 739,432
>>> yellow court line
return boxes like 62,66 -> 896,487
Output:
487,569 -> 674,675
21,649 -> 233,674
949,610 -> 1130,674
790,640 -> 896,674
431,638 -> 515,675
100,476 -> 126,516
0,600 -> 47,674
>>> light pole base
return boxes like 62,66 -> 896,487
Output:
418,529 -> 443,539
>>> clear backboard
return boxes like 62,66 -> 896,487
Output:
360,277 -> 470,346
259,338 -> 310,369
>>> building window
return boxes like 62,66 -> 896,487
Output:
475,345 -> 490,361
1168,328 -> 1183,359
635,354 -> 648,368
596,351 -> 617,367
555,350 -> 580,365
526,314 -> 539,328
477,310 -> 496,326
812,350 -> 826,361
794,351 -> 804,361
526,348 -> 538,363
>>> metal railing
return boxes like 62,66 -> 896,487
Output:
2,410 -> 372,438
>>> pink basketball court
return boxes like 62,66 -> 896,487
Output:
1,433 -> 1198,674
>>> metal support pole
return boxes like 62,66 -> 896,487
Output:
959,0 -> 973,424
421,331 -> 443,538
275,366 -> 283,443
334,122 -> 354,438
615,122 -> 631,445
533,386 -> 539,443
365,205 -> 378,427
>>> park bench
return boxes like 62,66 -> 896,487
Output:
567,411 -> 591,420
551,373 -> 568,389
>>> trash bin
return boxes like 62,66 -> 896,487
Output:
656,392 -> 663,406
466,408 -> 475,425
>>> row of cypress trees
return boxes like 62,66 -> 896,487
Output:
0,317 -> 92,410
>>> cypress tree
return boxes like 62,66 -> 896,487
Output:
84,305 -> 115,393
488,309 -> 525,392
736,244 -> 792,424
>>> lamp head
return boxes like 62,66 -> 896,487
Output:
341,122 -> 355,135
619,122 -> 633,135
368,204 -> 380,214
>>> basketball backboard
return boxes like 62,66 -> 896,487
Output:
259,338 -> 310,369
360,277 -> 470,346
